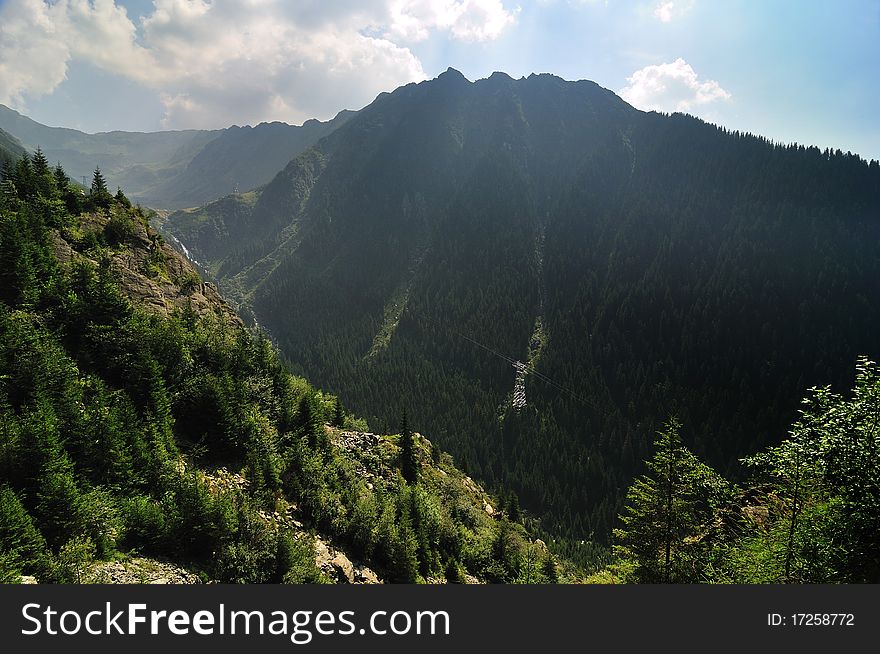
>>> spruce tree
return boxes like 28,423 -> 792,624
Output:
331,398 -> 345,427
89,166 -> 112,210
52,163 -> 68,188
298,394 -> 320,448
506,490 -> 521,522
613,417 -> 728,583
115,186 -> 131,208
399,410 -> 418,484
91,166 -> 108,196
31,147 -> 49,177
31,148 -> 56,199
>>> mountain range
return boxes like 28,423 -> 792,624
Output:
0,104 -> 353,209
0,128 -> 26,168
159,68 -> 880,561
4,68 -> 879,570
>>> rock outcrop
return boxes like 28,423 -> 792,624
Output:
51,207 -> 241,327
86,558 -> 203,584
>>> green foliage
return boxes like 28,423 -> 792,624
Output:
331,398 -> 345,428
163,71 -> 880,570
52,535 -> 96,583
88,167 -> 112,211
399,411 -> 418,485
738,358 -> 880,582
609,359 -> 880,583
0,154 -> 542,584
613,418 -> 732,583
104,208 -> 138,245
0,486 -> 48,579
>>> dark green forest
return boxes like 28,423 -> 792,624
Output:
2,146 -> 878,583
164,70 -> 880,568
0,153 -> 556,584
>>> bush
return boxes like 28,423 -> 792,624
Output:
104,211 -> 137,245
120,495 -> 167,553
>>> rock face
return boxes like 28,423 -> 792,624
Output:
197,462 -> 383,585
314,537 -> 382,584
51,208 -> 241,327
86,558 -> 203,584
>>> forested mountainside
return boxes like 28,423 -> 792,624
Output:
163,68 -> 880,565
0,105 -> 353,209
0,129 -> 26,169
0,154 -> 559,585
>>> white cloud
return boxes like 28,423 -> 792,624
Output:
653,2 -> 674,23
0,0 -> 519,128
384,1 -> 519,42
619,57 -> 730,113
652,0 -> 694,23
0,0 -> 70,109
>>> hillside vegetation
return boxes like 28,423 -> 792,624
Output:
0,153 -> 557,584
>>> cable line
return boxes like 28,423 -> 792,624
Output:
411,309 -> 606,414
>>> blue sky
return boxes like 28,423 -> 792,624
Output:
1,1 -> 878,160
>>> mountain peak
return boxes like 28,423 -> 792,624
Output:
437,67 -> 469,83
485,71 -> 514,84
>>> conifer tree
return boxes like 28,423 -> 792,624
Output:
331,398 -> 345,427
31,148 -> 49,177
31,148 -> 57,201
88,166 -> 112,210
613,417 -> 728,582
399,410 -> 418,484
298,394 -> 320,448
506,490 -> 521,522
91,166 -> 108,196
52,164 -> 69,190
115,186 -> 131,208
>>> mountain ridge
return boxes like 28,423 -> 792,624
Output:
162,69 -> 880,564
0,104 -> 355,210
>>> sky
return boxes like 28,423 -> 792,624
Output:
0,0 -> 878,161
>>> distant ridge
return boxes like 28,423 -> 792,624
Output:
0,104 -> 355,209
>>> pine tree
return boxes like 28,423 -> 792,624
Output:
542,554 -> 559,583
31,148 -> 56,201
297,394 -> 320,448
13,155 -> 34,199
331,398 -> 345,427
399,410 -> 418,484
506,490 -> 521,522
88,166 -> 112,210
52,163 -> 69,190
115,186 -> 131,208
613,417 -> 728,583
90,167 -> 108,196
31,148 -> 49,177
0,486 -> 48,578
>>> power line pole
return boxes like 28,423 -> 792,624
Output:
512,360 -> 527,411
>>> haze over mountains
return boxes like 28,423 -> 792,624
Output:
0,104 -> 354,210
0,128 -> 26,168
4,68 -> 879,566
